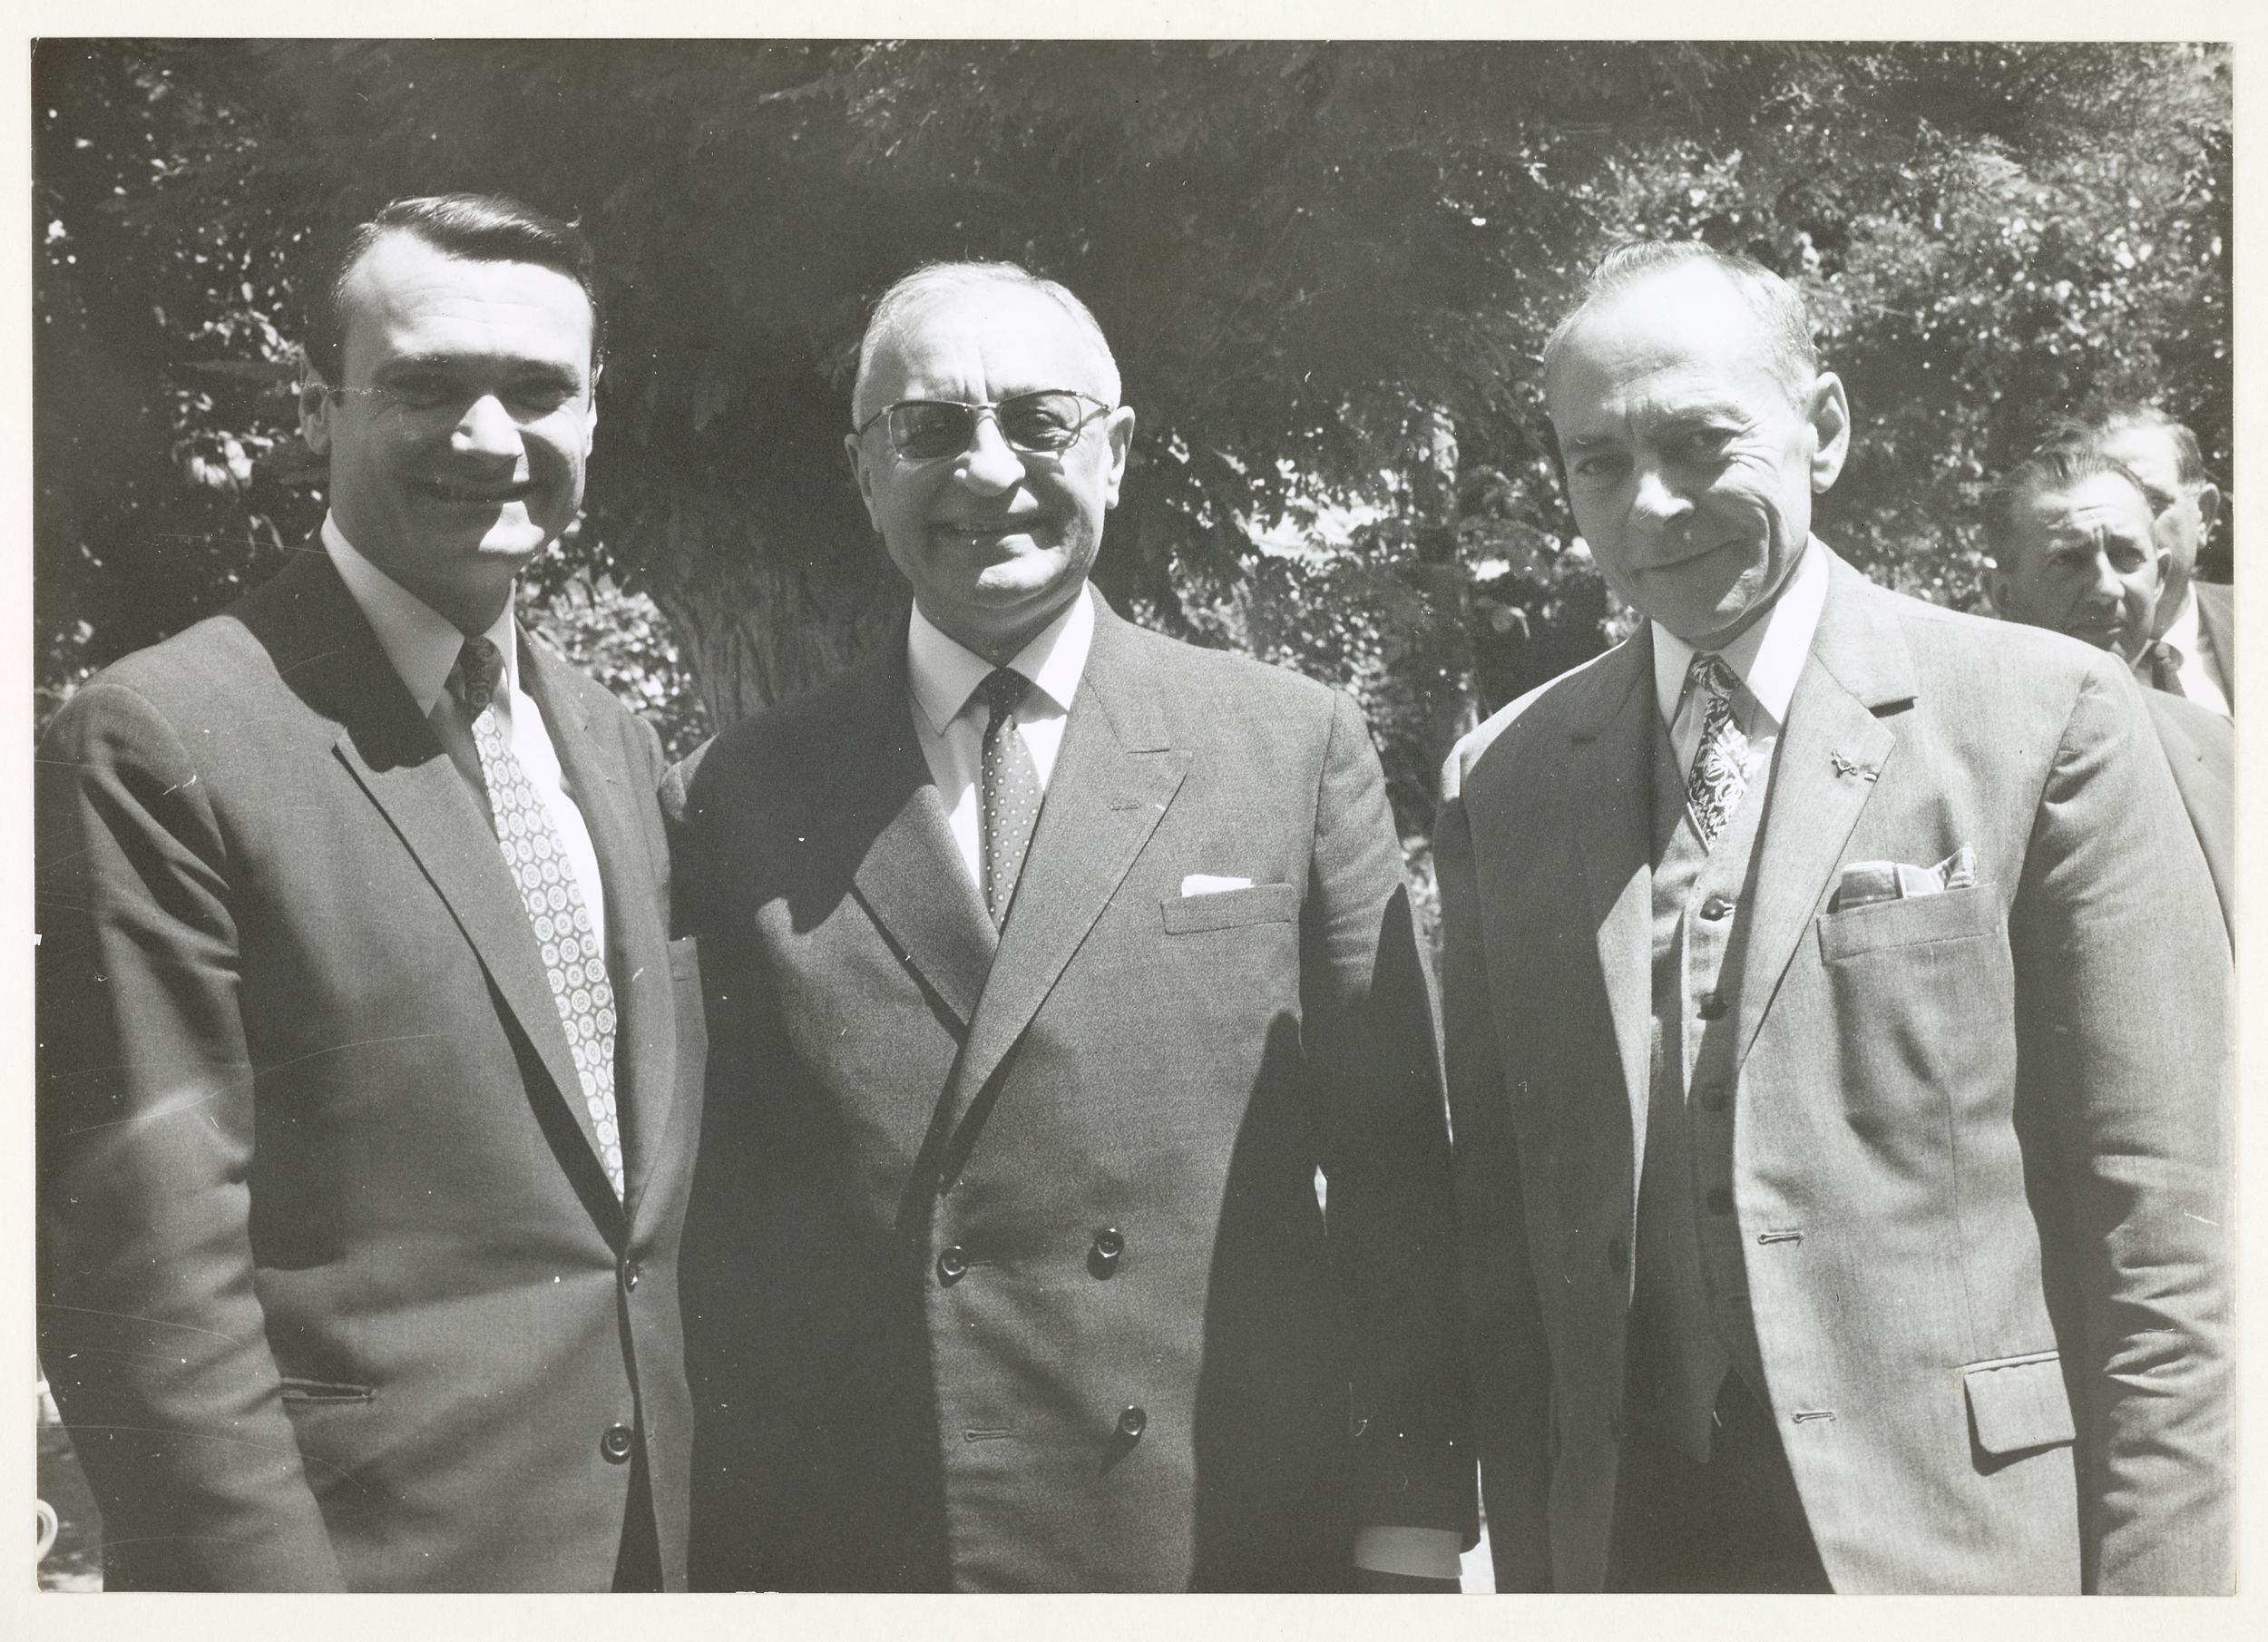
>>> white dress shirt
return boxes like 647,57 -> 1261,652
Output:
2154,584 -> 2233,719
1651,537 -> 1832,812
906,583 -> 1093,892
323,515 -> 608,956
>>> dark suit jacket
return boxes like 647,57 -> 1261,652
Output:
1437,552 -> 2232,1593
2143,686 -> 2234,938
2191,579 -> 2234,706
670,595 -> 1471,1591
36,549 -> 706,1590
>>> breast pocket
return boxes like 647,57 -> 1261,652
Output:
1159,883 -> 1299,934
1817,884 -> 1999,963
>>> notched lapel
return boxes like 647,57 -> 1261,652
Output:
1732,562 -> 1911,1064
1567,638 -> 1658,1165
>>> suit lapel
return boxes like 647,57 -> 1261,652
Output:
837,646 -> 999,1031
273,552 -> 620,1220
941,604 -> 1189,1152
1732,556 -> 1911,1065
1564,633 -> 1659,1168
521,633 -> 675,1217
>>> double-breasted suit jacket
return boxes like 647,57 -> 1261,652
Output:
1436,552 -> 2231,1593
670,596 -> 1471,1591
36,548 -> 706,1589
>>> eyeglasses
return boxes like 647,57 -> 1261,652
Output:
855,391 -> 1114,461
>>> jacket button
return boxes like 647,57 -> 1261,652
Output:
622,1260 -> 642,1291
1089,1227 -> 1124,1277
1696,992 -> 1728,1021
1116,1404 -> 1147,1439
1706,1188 -> 1735,1216
601,1423 -> 635,1463
936,1246 -> 968,1284
1696,1083 -> 1730,1114
1606,1237 -> 1628,1274
1700,894 -> 1735,921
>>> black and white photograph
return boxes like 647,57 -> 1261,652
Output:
23,14 -> 2251,1625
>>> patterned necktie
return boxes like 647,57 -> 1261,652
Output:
2145,639 -> 2186,698
980,668 -> 1043,927
450,635 -> 624,1200
1684,651 -> 1751,849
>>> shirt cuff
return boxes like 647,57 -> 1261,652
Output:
1353,1525 -> 1464,1580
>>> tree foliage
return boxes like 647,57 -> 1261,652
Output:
35,40 -> 2230,810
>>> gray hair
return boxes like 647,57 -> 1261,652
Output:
850,261 -> 1120,425
1543,240 -> 1820,403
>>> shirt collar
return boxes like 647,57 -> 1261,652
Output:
1651,535 -> 1831,729
2157,582 -> 2200,663
322,513 -> 518,715
907,582 -> 1095,733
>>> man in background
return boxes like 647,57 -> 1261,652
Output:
2065,405 -> 2231,716
1984,443 -> 2231,935
38,194 -> 704,1589
672,260 -> 1471,1590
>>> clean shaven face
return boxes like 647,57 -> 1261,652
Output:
301,229 -> 597,633
1547,263 -> 1849,649
1988,472 -> 2166,662
846,281 -> 1136,664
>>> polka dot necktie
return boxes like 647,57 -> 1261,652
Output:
1683,651 -> 1751,849
980,668 -> 1043,928
450,636 -> 624,1200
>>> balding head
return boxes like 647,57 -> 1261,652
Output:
851,261 -> 1120,428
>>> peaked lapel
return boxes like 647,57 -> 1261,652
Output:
268,552 -> 621,1222
939,602 -> 1189,1157
521,633 -> 676,1218
1562,632 -> 1660,1170
1732,554 -> 1911,1065
835,643 -> 998,1031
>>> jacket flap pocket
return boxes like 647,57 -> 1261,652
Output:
1962,1354 -> 2074,1455
1160,883 -> 1299,934
278,1377 -> 374,1404
1818,883 -> 1997,963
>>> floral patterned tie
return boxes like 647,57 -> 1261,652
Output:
450,636 -> 624,1200
1684,651 -> 1750,849
980,668 -> 1043,927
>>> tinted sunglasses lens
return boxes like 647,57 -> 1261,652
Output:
998,393 -> 1088,453
889,402 -> 977,460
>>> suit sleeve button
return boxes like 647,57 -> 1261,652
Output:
1116,1404 -> 1147,1439
1700,894 -> 1735,921
936,1246 -> 969,1283
1089,1228 -> 1124,1277
1696,992 -> 1728,1021
601,1423 -> 635,1462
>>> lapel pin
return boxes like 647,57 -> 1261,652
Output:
1830,751 -> 1879,782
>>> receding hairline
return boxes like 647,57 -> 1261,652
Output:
1543,249 -> 1820,406
851,262 -> 1120,425
1983,448 -> 2156,565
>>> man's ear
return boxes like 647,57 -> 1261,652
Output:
1807,372 -> 1852,492
846,431 -> 883,528
582,362 -> 601,456
1982,564 -> 2012,621
1100,406 -> 1138,510
2195,482 -> 2222,538
298,357 -> 334,457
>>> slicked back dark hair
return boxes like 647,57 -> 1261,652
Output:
2040,402 -> 2209,493
1981,442 -> 2152,565
305,192 -> 602,386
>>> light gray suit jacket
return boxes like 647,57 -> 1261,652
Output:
1436,549 -> 2231,1593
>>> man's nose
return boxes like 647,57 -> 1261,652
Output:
1630,462 -> 1693,528
2082,552 -> 2124,603
454,394 -> 524,459
954,413 -> 1026,493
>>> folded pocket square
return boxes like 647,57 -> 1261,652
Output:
1832,845 -> 1976,911
1181,874 -> 1253,896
